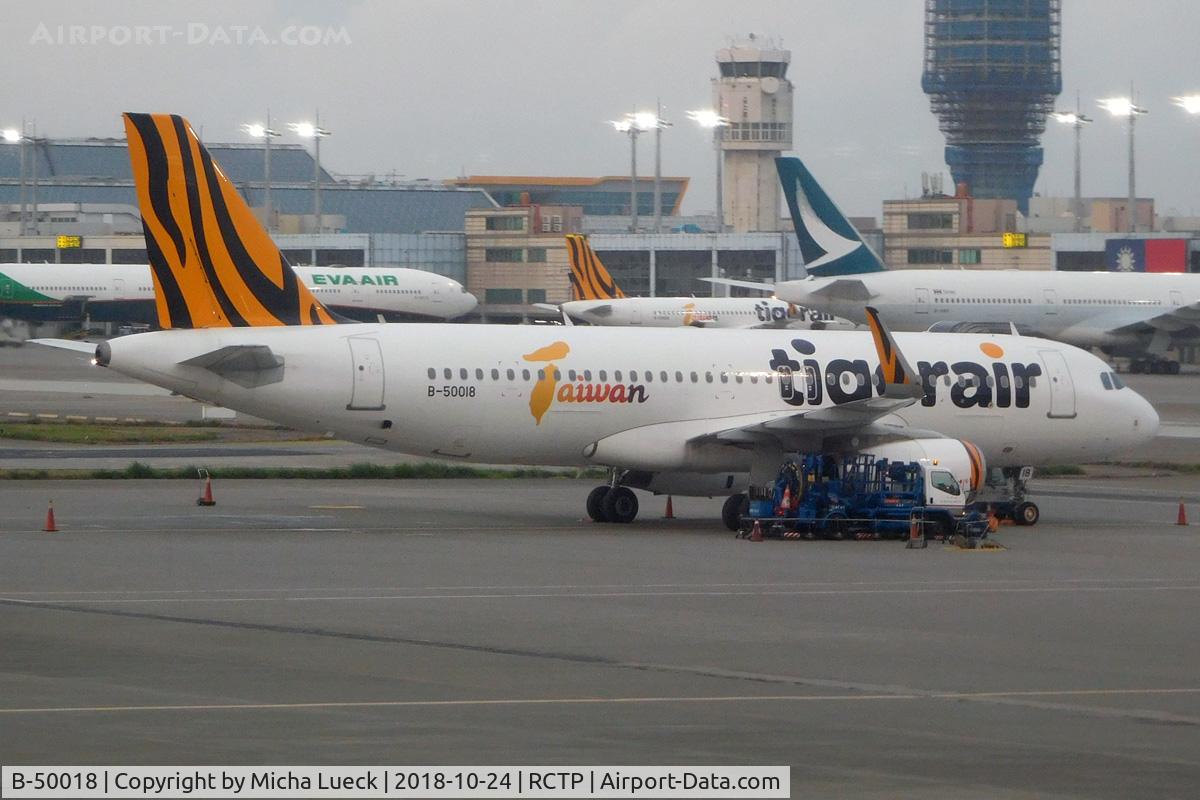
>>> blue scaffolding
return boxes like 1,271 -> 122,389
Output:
921,0 -> 1061,213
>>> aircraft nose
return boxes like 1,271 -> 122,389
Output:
1127,388 -> 1159,446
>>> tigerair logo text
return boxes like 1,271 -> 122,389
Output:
769,339 -> 1043,410
523,341 -> 648,425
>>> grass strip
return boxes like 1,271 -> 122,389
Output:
0,422 -> 219,444
0,462 -> 608,481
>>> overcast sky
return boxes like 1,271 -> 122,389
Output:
3,0 -> 1199,218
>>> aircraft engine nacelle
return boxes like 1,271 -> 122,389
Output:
856,437 -> 986,500
622,470 -> 744,498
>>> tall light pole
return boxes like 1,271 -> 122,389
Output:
610,112 -> 659,233
1052,101 -> 1092,232
610,118 -> 641,232
243,114 -> 281,232
1099,92 -> 1148,233
290,113 -> 331,232
687,109 -> 730,232
3,126 -> 28,235
633,105 -> 672,233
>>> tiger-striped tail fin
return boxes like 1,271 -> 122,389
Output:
865,306 -> 921,399
123,112 -> 337,329
565,234 -> 625,301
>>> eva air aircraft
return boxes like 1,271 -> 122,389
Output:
36,114 -> 1159,529
0,263 -> 477,325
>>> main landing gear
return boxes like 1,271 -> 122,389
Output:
721,493 -> 749,531
1127,357 -> 1181,375
586,479 -> 640,524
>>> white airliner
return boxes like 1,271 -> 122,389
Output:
714,157 -> 1200,374
0,263 -> 477,324
36,114 -> 1160,530
544,234 -> 851,330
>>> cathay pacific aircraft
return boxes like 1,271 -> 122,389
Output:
0,263 -> 477,325
713,157 -> 1200,374
35,115 -> 1159,529
543,234 -> 851,330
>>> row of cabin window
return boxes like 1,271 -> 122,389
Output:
310,287 -> 423,294
428,366 -> 776,385
936,296 -> 1163,307
426,366 -> 1037,390
1063,298 -> 1161,306
936,297 -> 1032,304
651,309 -> 773,317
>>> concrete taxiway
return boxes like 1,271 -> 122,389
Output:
1,478 -> 1198,797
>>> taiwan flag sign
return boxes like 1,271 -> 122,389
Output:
1145,239 -> 1187,273
1105,239 -> 1145,272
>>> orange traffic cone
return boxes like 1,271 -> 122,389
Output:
43,501 -> 58,532
663,495 -> 675,519
749,519 -> 764,542
197,475 -> 216,507
1178,500 -> 1188,526
777,486 -> 791,516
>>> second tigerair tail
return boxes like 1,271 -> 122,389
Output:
558,234 -> 851,330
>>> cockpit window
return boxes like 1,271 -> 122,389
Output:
1110,372 -> 1125,389
1100,372 -> 1113,390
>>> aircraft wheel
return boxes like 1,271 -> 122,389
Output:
1013,501 -> 1040,526
934,515 -> 956,540
586,486 -> 610,522
601,487 -> 639,524
824,513 -> 849,540
721,493 -> 748,531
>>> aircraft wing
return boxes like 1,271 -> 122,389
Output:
1109,301 -> 1200,337
589,305 -> 926,457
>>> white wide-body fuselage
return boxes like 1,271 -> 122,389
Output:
0,263 -> 477,321
778,271 -> 1200,349
97,325 -> 1157,472
560,296 -> 852,329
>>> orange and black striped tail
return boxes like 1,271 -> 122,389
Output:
565,234 -> 626,302
123,112 -> 337,329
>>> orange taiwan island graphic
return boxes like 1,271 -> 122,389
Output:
522,341 -> 649,425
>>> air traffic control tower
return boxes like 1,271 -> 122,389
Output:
714,36 -> 793,232
922,0 -> 1061,213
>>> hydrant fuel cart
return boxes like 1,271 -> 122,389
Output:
739,453 -> 990,541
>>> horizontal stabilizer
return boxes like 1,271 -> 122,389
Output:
700,277 -> 777,292
810,278 -> 875,302
28,338 -> 99,355
180,344 -> 284,388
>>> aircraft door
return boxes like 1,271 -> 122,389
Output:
1038,349 -> 1076,419
915,287 -> 931,314
1170,290 -> 1183,307
347,337 -> 386,410
1043,288 -> 1058,315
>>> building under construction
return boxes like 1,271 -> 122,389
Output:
922,0 -> 1061,213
